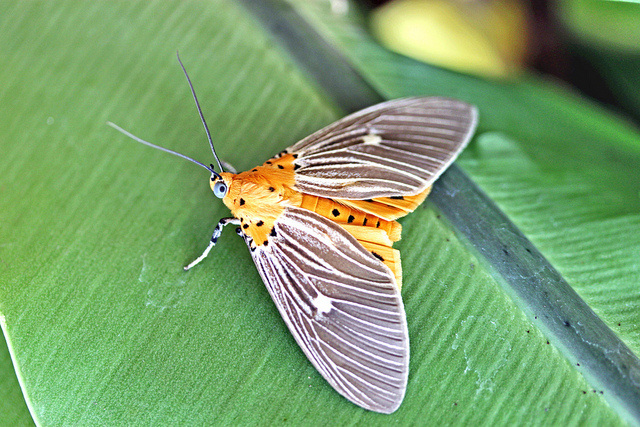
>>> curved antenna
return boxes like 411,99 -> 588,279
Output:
176,52 -> 225,173
107,121 -> 217,175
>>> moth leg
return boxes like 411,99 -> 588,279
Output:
184,217 -> 240,270
235,227 -> 254,247
220,160 -> 237,174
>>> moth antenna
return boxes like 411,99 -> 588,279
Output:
107,121 -> 217,175
176,51 -> 225,173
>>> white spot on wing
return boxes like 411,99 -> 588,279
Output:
362,134 -> 382,145
314,293 -> 333,315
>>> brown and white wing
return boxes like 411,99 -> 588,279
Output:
288,97 -> 478,199
247,207 -> 409,413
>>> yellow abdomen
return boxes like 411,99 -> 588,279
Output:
298,193 -> 403,288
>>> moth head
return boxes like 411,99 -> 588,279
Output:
108,54 -> 231,200
210,168 -> 228,199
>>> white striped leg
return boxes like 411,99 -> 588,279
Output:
235,226 -> 254,248
184,217 -> 240,270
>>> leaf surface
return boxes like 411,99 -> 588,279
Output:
1,0 -> 638,424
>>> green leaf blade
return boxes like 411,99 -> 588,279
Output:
1,0 -> 638,424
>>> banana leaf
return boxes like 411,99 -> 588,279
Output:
557,0 -> 640,123
1,0 -> 638,424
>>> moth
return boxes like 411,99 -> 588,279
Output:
109,56 -> 478,414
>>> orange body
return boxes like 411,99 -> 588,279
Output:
214,153 -> 431,289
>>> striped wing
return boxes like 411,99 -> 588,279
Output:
248,207 -> 409,413
289,97 -> 478,199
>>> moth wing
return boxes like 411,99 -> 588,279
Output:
288,97 -> 478,200
248,207 -> 409,413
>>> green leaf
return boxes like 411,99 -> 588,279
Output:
565,42 -> 640,124
557,0 -> 640,52
1,0 -> 639,425
556,0 -> 640,123
0,332 -> 33,426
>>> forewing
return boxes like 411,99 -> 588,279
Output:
289,97 -> 478,199
248,207 -> 409,413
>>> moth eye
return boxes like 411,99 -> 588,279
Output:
213,181 -> 228,198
